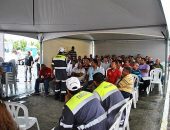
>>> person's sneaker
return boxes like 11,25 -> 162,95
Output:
28,80 -> 31,82
24,80 -> 27,82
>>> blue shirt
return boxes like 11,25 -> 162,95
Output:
131,69 -> 142,80
87,67 -> 103,81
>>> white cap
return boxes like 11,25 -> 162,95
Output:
66,77 -> 81,91
59,47 -> 65,52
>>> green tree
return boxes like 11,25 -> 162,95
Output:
13,40 -> 27,51
34,41 -> 40,51
13,41 -> 20,50
20,40 -> 27,51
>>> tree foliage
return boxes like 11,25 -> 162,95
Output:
12,40 -> 40,51
13,40 -> 27,51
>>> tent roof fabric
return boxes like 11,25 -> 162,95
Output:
0,0 -> 166,35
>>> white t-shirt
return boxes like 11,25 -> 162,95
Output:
72,67 -> 86,81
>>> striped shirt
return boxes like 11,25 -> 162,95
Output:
68,50 -> 77,59
118,74 -> 134,93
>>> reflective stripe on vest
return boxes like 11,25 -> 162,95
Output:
94,81 -> 118,101
107,99 -> 126,114
60,121 -> 73,128
77,113 -> 107,130
66,91 -> 95,115
53,55 -> 66,61
54,67 -> 67,69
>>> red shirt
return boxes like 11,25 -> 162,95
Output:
39,67 -> 52,79
106,68 -> 121,84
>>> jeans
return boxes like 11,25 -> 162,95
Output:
35,78 -> 52,94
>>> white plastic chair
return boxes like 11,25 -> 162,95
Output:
5,102 -> 40,130
131,74 -> 139,108
150,68 -> 163,94
2,72 -> 17,97
109,111 -> 122,130
119,99 -> 133,130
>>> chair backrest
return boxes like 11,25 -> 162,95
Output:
119,99 -> 132,129
109,111 -> 122,130
5,102 -> 29,121
131,74 -> 139,88
150,68 -> 162,82
5,72 -> 16,84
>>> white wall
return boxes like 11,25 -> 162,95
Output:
43,38 -> 92,67
95,40 -> 166,61
0,33 -> 4,58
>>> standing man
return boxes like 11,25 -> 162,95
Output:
54,77 -> 107,130
52,47 -> 67,102
24,51 -> 33,82
68,46 -> 77,60
93,72 -> 125,129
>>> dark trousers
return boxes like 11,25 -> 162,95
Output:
55,81 -> 67,101
54,69 -> 68,101
35,77 -> 52,94
139,79 -> 150,92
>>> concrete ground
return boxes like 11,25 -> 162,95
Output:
18,88 -> 164,130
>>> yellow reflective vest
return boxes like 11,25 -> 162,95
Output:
94,81 -> 118,101
66,91 -> 95,115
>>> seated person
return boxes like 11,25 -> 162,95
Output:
54,77 -> 107,130
93,72 -> 125,128
131,62 -> 142,80
101,57 -> 110,72
147,57 -> 154,68
117,67 -> 134,98
152,58 -> 163,70
139,58 -> 150,93
71,62 -> 86,83
82,58 -> 91,72
34,64 -> 53,96
106,60 -> 122,85
123,60 -> 131,68
117,60 -> 123,73
83,59 -> 104,91
97,60 -> 105,76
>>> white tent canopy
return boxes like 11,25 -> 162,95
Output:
0,0 -> 168,40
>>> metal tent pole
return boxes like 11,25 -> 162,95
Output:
163,30 -> 169,97
39,34 -> 44,65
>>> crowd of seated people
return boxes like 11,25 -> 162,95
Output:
33,53 -> 164,97
62,54 -> 164,96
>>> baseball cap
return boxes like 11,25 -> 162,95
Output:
59,47 -> 65,52
66,77 -> 81,91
